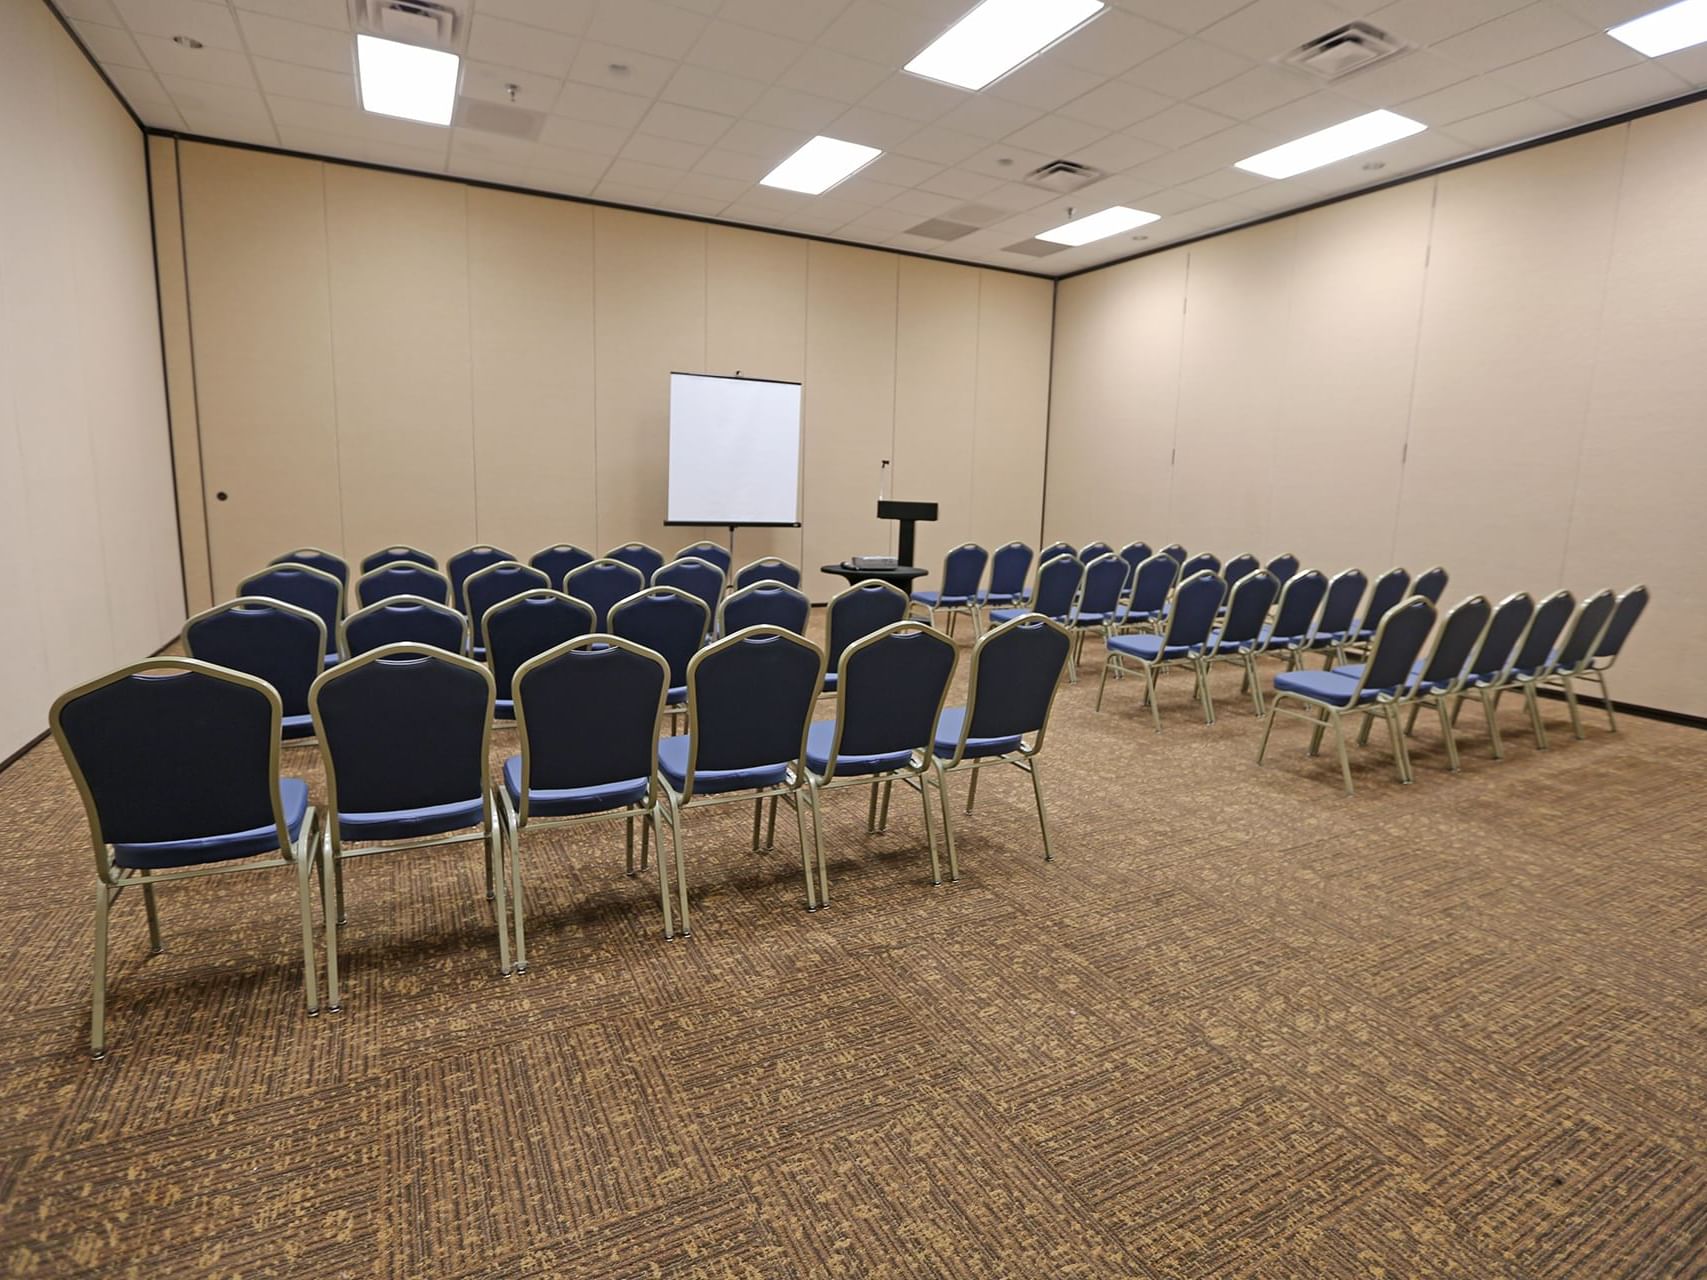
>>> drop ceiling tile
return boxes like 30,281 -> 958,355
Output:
1493,34 -> 1643,97
538,114 -> 631,155
1251,88 -> 1375,136
552,82 -> 651,129
103,62 -> 172,104
597,178 -> 678,204
468,14 -> 581,77
962,142 -> 1052,179
1365,0 -> 1531,48
251,57 -> 357,108
1125,185 -> 1208,217
460,62 -> 563,111
979,180 -> 1060,211
860,151 -> 941,186
840,206 -> 917,234
670,192 -> 735,215
639,101 -> 734,145
178,112 -> 276,145
1110,0 -> 1257,36
1058,78 -> 1173,129
746,84 -> 847,131
1198,0 -> 1350,60
1398,74 -> 1529,125
827,104 -> 920,149
817,0 -> 943,65
674,170 -> 750,201
936,94 -> 1041,140
112,0 -> 243,50
619,130 -> 705,168
692,147 -> 774,181
718,0 -> 851,44
70,21 -> 143,70
716,117 -> 804,159
858,72 -> 967,123
1051,8 -> 1181,77
1538,59 -> 1692,120
1444,96 -> 1574,147
1431,5 -> 1598,75
720,199 -> 787,225
1174,165 -> 1269,200
235,11 -> 354,74
585,0 -> 708,61
985,58 -> 1104,112
883,187 -> 959,217
1126,100 -> 1236,147
137,35 -> 258,89
160,74 -> 271,121
531,144 -> 614,180
1549,0 -> 1665,24
1327,49 -> 1479,107
602,157 -> 690,190
55,0 -> 123,24
660,64 -> 769,115
776,46 -> 893,102
233,0 -> 347,26
833,174 -> 910,205
1070,129 -> 1165,171
685,18 -> 805,80
1191,63 -> 1317,119
1004,112 -> 1109,156
1655,42 -> 1707,83
475,0 -> 598,38
524,168 -> 599,196
1124,38 -> 1251,99
918,167 -> 1003,200
567,42 -> 678,98
451,127 -> 537,164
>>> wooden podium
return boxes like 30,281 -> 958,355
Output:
877,499 -> 937,568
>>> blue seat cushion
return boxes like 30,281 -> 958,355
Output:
932,706 -> 1021,760
471,645 -> 486,661
1205,628 -> 1255,654
502,756 -> 648,818
977,591 -> 1023,605
323,652 -> 339,668
113,778 -> 311,869
1273,670 -> 1403,707
991,607 -> 1064,625
821,671 -> 838,693
337,795 -> 485,842
657,734 -> 789,795
1305,630 -> 1349,648
667,684 -> 686,706
1073,612 -> 1112,626
1331,659 -> 1451,695
803,720 -> 914,777
1258,624 -> 1308,647
1107,634 -> 1198,661
494,698 -> 515,721
282,713 -> 315,740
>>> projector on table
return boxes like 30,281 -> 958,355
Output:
849,555 -> 898,570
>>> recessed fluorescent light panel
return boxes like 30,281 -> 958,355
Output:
356,34 -> 459,126
906,0 -> 1105,91
1036,206 -> 1160,246
759,136 -> 882,195
1607,0 -> 1707,56
1235,109 -> 1425,179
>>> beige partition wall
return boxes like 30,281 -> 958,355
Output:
1046,98 -> 1707,717
0,0 -> 181,760
161,140 -> 1054,604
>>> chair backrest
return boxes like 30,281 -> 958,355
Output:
1511,590 -> 1575,675
986,542 -> 1034,597
1160,570 -> 1226,649
270,546 -> 348,587
361,545 -> 436,574
465,561 -> 551,651
311,645 -> 493,822
719,579 -> 810,636
951,614 -> 1072,759
1467,592 -> 1534,682
1180,552 -> 1220,578
485,590 -> 595,704
1316,569 -> 1368,637
1554,589 -> 1618,675
51,660 -> 285,867
1159,543 -> 1187,564
682,626 -> 823,793
1217,571 -> 1279,646
354,561 -> 451,609
605,542 -> 665,581
1267,569 -> 1327,644
1122,552 -> 1179,620
1412,565 -> 1449,604
1039,540 -> 1076,565
447,545 -> 514,614
733,557 -> 802,590
939,542 -> 989,600
653,556 -> 726,623
1265,552 -> 1300,585
674,541 -> 733,576
1075,553 -> 1128,618
824,622 -> 957,775
1077,541 -> 1114,564
563,558 -> 646,630
1222,552 -> 1261,585
238,563 -> 344,652
610,586 -> 711,690
1416,594 -> 1492,691
1029,554 -> 1084,621
182,597 -> 325,719
342,594 -> 467,660
825,579 -> 909,673
512,637 -> 669,818
1117,542 -> 1151,583
1362,567 -> 1412,631
528,544 -> 593,589
1595,585 -> 1649,661
1356,596 -> 1437,695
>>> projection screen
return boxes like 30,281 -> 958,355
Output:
666,372 -> 803,527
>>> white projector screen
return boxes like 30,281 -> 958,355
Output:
667,372 -> 803,526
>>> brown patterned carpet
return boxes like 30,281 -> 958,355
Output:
1,617 -> 1703,1278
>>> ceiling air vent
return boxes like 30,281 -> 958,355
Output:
1004,238 -> 1068,257
453,98 -> 544,140
906,218 -> 979,241
1023,160 -> 1105,194
1282,21 -> 1407,81
353,0 -> 464,48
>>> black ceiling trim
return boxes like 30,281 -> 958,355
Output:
42,0 -> 146,134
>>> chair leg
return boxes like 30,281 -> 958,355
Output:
1309,709 -> 1328,757
484,843 -> 495,902
1562,679 -> 1586,740
1387,706 -> 1413,784
805,781 -> 829,906
640,818 -> 650,872
1029,759 -> 1054,863
487,819 -> 512,977
647,809 -> 674,942
333,853 -> 345,926
792,791 -> 817,912
1197,660 -> 1216,725
765,795 -> 779,850
1330,712 -> 1355,796
1256,698 -> 1282,766
507,808 -> 533,967
296,821 -> 321,1016
321,830 -> 342,1013
866,782 -> 880,834
90,882 -> 112,1059
1096,655 -> 1114,711
878,779 -> 893,831
918,775 -> 942,887
625,817 -> 637,877
142,882 -> 163,955
1436,698 -> 1462,773
1482,688 -> 1505,760
664,792 -> 691,937
1143,665 -> 1162,734
1524,684 -> 1548,750
1405,702 -> 1421,736
932,760 -> 960,882
751,797 -> 763,852
964,768 -> 978,814
1591,669 -> 1617,731
1245,655 -> 1264,716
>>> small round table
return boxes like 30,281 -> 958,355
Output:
820,562 -> 928,589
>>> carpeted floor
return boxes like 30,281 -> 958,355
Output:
1,618 -> 1703,1278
